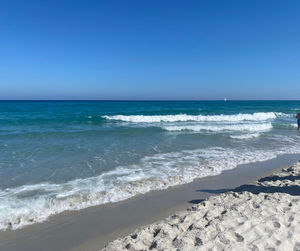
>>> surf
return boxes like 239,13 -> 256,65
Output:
102,112 -> 279,123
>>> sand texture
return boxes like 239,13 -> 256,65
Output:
103,162 -> 300,251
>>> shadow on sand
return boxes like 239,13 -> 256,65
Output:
190,174 -> 300,204
189,199 -> 205,204
258,175 -> 300,183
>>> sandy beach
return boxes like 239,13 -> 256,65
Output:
104,161 -> 300,250
0,154 -> 299,251
2,1 -> 300,250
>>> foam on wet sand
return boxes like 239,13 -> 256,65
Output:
103,162 -> 300,250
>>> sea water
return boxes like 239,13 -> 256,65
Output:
0,100 -> 300,230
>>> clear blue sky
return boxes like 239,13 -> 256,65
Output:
1,0 -> 300,100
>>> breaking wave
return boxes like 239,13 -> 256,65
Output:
102,112 -> 279,123
163,123 -> 272,132
1,139 -> 300,231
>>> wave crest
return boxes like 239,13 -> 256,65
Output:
163,123 -> 272,132
102,112 -> 278,123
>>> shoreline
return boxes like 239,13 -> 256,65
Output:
0,153 -> 300,251
105,161 -> 300,250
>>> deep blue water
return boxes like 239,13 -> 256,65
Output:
0,100 -> 300,230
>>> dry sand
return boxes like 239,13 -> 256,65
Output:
1,155 -> 299,251
103,162 -> 300,251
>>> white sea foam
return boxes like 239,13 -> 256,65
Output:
102,112 -> 279,123
230,133 -> 260,139
163,123 -> 272,132
1,138 -> 300,231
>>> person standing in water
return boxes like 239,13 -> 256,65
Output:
297,112 -> 300,131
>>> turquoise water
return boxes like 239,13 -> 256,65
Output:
0,100 -> 300,230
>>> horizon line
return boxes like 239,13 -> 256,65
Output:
0,99 -> 300,102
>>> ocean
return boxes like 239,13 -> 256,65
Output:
0,100 -> 300,230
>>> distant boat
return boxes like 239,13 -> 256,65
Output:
224,97 -> 227,102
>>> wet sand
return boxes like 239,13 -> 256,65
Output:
0,154 -> 299,251
105,161 -> 300,250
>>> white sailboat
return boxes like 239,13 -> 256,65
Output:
224,97 -> 227,102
